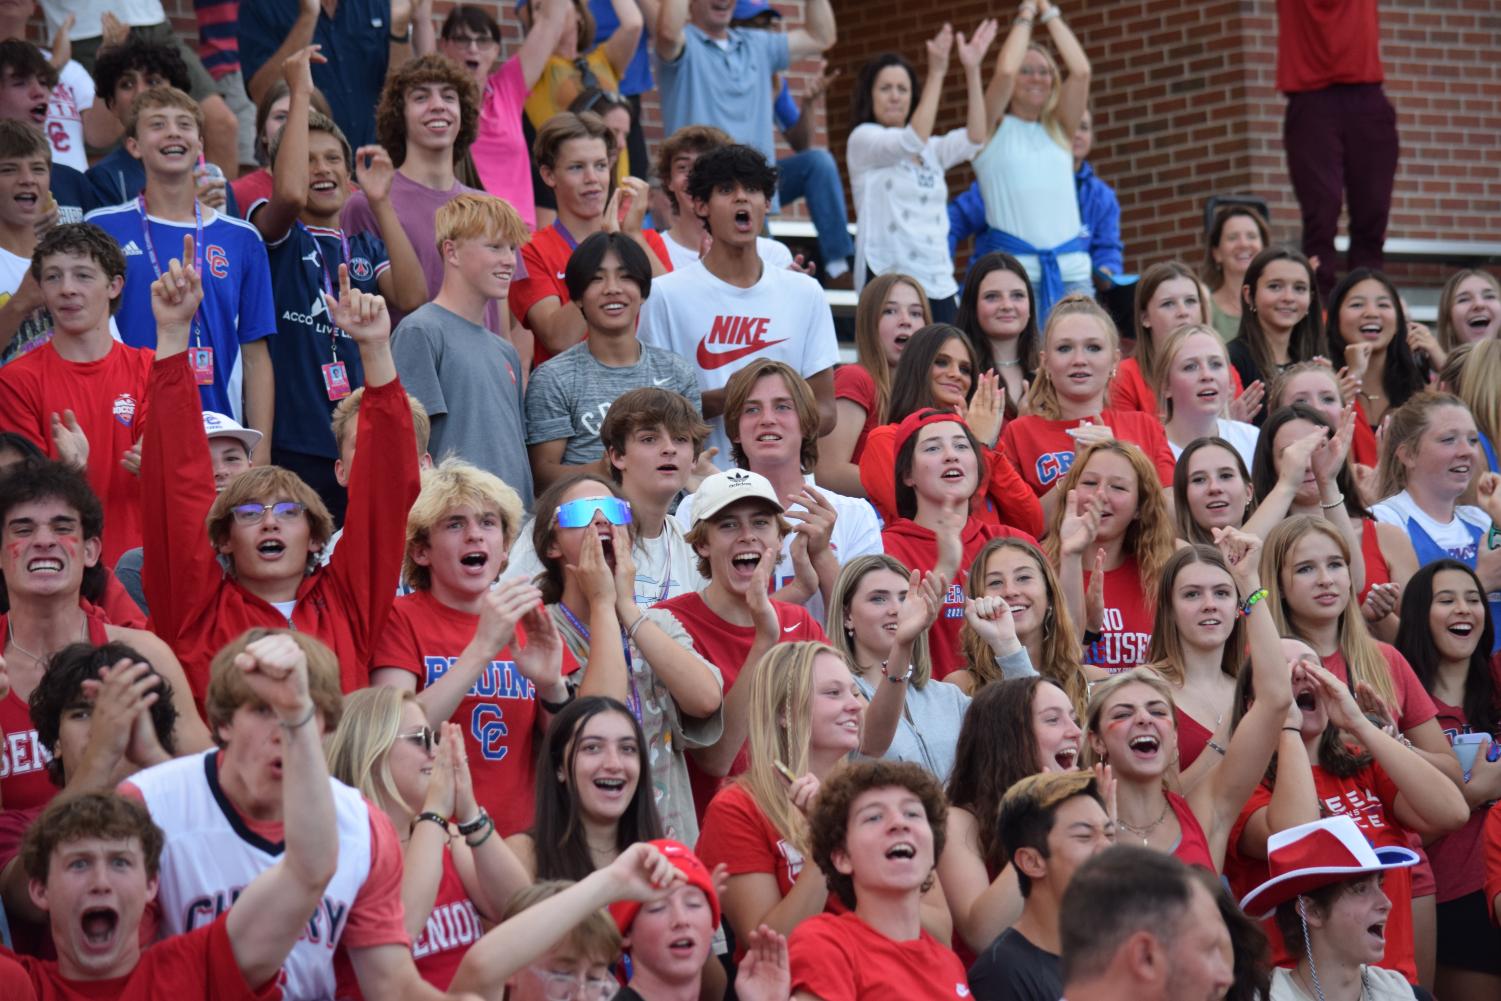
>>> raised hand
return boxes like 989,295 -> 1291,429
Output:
747,541 -> 782,638
735,926 -> 791,1001
232,633 -> 311,721
1404,319 -> 1444,370
1310,404 -> 1356,483
786,771 -> 821,819
964,594 -> 1021,656
354,145 -> 396,204
1477,472 -> 1501,525
194,163 -> 228,210
787,253 -> 816,277
1360,581 -> 1400,625
1084,547 -> 1106,634
564,528 -> 617,609
685,446 -> 720,494
1091,762 -> 1116,821
966,370 -> 1005,447
281,43 -> 325,92
804,61 -> 841,103
421,726 -> 458,820
1353,680 -> 1399,738
445,721 -> 480,823
323,263 -> 390,345
606,842 -> 686,903
925,22 -> 955,77
49,14 -> 75,69
100,12 -> 128,49
956,18 -> 998,70
1304,662 -> 1368,735
894,569 -> 944,646
608,523 -> 639,616
513,602 -> 565,694
1211,525 -> 1262,595
1058,488 -> 1103,557
472,577 -> 541,654
1276,428 -> 1324,490
78,659 -> 163,767
49,410 -> 89,470
786,486 -> 837,559
149,234 -> 203,350
603,176 -> 651,236
1065,419 -> 1115,451
1228,379 -> 1265,424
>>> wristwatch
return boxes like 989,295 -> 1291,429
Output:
882,662 -> 915,684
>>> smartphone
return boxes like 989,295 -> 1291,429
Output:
1453,732 -> 1490,782
773,760 -> 798,784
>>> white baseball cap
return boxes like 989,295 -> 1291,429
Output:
690,469 -> 783,524
201,411 -> 263,454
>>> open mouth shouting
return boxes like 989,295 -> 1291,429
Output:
729,548 -> 763,581
1053,744 -> 1079,770
883,841 -> 918,861
732,208 -> 753,233
255,538 -> 287,561
1127,733 -> 1161,759
458,549 -> 490,570
78,906 -> 120,953
1357,321 -> 1386,342
27,102 -> 45,124
592,775 -> 627,799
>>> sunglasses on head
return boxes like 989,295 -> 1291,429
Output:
230,501 -> 307,524
399,726 -> 439,753
554,496 -> 633,529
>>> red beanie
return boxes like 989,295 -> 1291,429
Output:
608,840 -> 721,934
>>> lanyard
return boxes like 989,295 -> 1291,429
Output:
137,193 -> 204,346
551,219 -> 580,251
300,223 -> 353,363
556,601 -> 642,723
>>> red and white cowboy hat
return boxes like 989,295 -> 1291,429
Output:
1239,816 -> 1418,919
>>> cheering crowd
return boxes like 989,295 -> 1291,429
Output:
0,0 -> 1496,998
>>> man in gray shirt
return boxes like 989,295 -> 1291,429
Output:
525,231 -> 701,491
392,193 -> 535,508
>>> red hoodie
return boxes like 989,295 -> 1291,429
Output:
141,353 -> 419,701
880,517 -> 1036,679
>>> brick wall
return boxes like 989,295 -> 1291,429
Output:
139,0 -> 1499,271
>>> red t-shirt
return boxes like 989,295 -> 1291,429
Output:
1358,517 -> 1391,604
1430,672 -> 1501,904
788,911 -> 969,1001
1352,400 -> 1379,467
229,169 -> 273,220
1225,764 -> 1417,982
1276,0 -> 1383,93
410,847 -> 485,990
999,410 -> 1177,497
0,341 -> 155,566
1483,802 -> 1501,924
857,423 -> 1044,539
1320,643 -> 1438,733
1080,558 -> 1155,672
1107,357 -> 1245,417
696,781 -> 842,961
657,591 -> 825,816
880,517 -> 1035,679
0,912 -> 276,1001
510,224 -> 673,365
833,364 -> 880,464
370,590 -> 579,836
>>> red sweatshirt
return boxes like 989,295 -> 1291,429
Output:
141,353 -> 419,699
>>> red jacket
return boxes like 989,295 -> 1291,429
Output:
141,354 -> 419,699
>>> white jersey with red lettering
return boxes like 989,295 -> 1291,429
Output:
637,259 -> 838,466
129,749 -> 373,1000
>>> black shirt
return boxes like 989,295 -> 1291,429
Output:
968,927 -> 1063,1001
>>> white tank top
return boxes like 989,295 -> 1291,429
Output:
131,749 -> 374,1001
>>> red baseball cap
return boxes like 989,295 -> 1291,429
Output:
608,840 -> 721,933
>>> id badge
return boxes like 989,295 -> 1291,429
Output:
322,361 -> 351,400
188,346 -> 215,385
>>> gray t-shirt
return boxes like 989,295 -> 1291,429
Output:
523,341 -> 701,462
391,302 -> 534,507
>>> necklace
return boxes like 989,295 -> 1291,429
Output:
1116,795 -> 1171,845
994,358 -> 1022,367
1295,960 -> 1368,1001
7,618 -> 83,665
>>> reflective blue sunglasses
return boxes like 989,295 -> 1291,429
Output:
554,496 -> 633,529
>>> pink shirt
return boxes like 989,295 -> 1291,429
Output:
470,56 -> 535,227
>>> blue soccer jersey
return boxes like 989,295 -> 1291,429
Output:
264,220 -> 388,458
86,201 -> 277,420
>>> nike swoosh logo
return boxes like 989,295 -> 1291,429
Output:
697,337 -> 787,370
783,624 -> 799,633
653,376 -> 671,386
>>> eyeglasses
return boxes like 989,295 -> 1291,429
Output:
444,33 -> 499,49
230,501 -> 307,524
528,968 -> 616,1001
398,726 -> 438,753
554,496 -> 633,529
577,88 -> 624,115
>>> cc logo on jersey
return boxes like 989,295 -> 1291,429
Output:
206,245 -> 230,279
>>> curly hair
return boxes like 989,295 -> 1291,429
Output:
374,54 -> 479,167
809,759 -> 946,910
21,792 -> 164,884
93,38 -> 189,108
685,144 -> 778,207
30,642 -> 179,786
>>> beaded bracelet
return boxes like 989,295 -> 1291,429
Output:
1240,587 -> 1269,617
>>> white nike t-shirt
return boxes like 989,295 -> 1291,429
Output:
637,259 -> 839,465
662,231 -> 796,272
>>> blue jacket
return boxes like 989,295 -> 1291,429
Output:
947,161 -> 1124,276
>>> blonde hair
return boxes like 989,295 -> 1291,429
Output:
854,274 -> 931,426
738,642 -> 844,855
1375,390 -> 1474,501
1023,294 -> 1121,420
1018,43 -> 1069,148
1266,360 -> 1345,413
501,880 -> 622,964
1081,667 -> 1179,769
961,537 -> 1086,709
1044,441 -> 1176,610
1455,341 -> 1501,460
125,85 -> 203,139
205,629 -> 344,742
435,193 -> 530,254
1260,516 -> 1399,711
325,686 -> 415,809
331,389 -> 432,456
1152,323 -> 1231,421
825,555 -> 933,688
403,459 -> 524,590
1436,269 -> 1501,353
